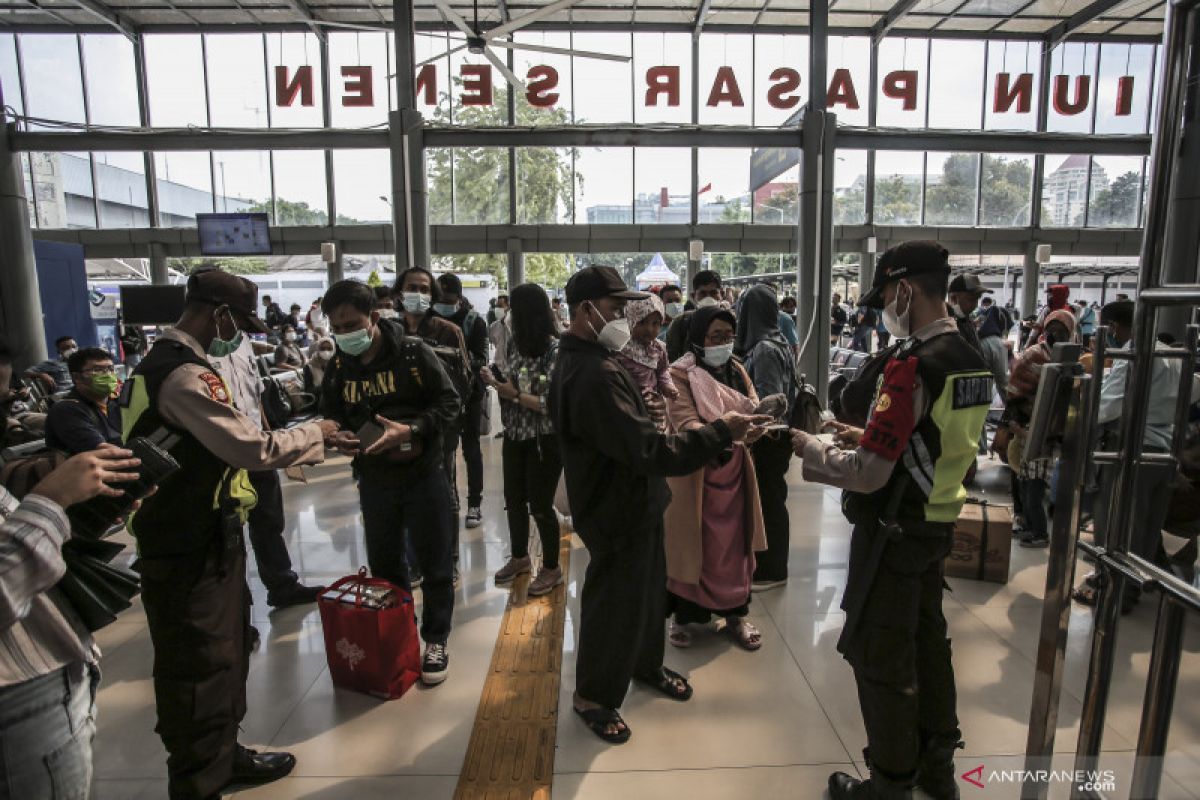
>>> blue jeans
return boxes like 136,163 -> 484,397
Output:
0,661 -> 99,800
358,467 -> 456,645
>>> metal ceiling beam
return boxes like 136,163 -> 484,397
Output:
1046,0 -> 1130,45
282,0 -> 327,41
65,0 -> 137,38
871,0 -> 923,43
16,0 -> 74,26
693,0 -> 712,34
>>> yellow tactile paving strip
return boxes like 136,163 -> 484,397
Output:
455,528 -> 572,800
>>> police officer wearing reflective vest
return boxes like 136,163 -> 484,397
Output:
791,241 -> 993,800
122,268 -> 338,800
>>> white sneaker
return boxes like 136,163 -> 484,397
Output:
465,507 -> 483,528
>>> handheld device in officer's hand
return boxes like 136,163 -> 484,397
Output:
356,420 -> 386,452
67,436 -> 181,539
1023,343 -> 1083,463
489,365 -> 506,384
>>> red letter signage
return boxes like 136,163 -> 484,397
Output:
881,70 -> 918,110
415,64 -> 437,106
706,66 -> 745,107
1115,76 -> 1135,116
526,65 -> 560,108
767,68 -> 801,110
993,72 -> 1033,114
461,64 -> 493,106
341,66 -> 373,107
645,66 -> 681,107
275,65 -> 314,107
826,68 -> 860,110
1052,75 -> 1091,115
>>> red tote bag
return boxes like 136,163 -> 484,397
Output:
318,568 -> 422,700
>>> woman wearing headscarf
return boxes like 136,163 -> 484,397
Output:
736,285 -> 798,592
615,294 -> 678,412
662,306 -> 768,650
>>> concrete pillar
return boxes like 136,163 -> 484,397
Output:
859,248 -> 874,301
390,0 -> 428,269
798,109 -> 836,402
326,256 -> 344,286
1022,245 -> 1040,318
506,238 -> 523,290
0,125 -> 48,369
149,242 -> 168,285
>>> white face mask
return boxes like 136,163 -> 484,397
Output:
378,309 -> 399,320
882,282 -> 912,339
285,331 -> 297,342
664,302 -> 685,318
495,308 -> 508,322
702,343 -> 735,367
696,296 -> 719,309
948,300 -> 963,318
316,349 -> 333,361
587,303 -> 631,352
401,293 -> 429,314
60,348 -> 77,360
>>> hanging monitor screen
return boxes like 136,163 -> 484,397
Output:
197,213 -> 272,256
119,285 -> 186,325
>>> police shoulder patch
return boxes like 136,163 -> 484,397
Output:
952,374 -> 993,409
198,371 -> 231,404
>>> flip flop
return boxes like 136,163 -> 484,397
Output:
573,705 -> 631,744
636,667 -> 693,701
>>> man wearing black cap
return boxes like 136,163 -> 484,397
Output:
549,266 -> 769,744
946,273 -> 987,356
121,267 -> 339,800
790,242 -> 992,799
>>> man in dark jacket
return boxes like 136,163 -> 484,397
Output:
665,270 -> 724,362
45,347 -> 122,454
320,279 -> 461,687
435,272 -> 489,527
550,266 -> 767,744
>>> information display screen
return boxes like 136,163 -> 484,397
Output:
197,213 -> 272,256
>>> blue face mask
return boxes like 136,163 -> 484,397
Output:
433,303 -> 458,317
334,326 -> 374,357
1106,331 -> 1122,349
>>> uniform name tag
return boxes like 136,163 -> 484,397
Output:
953,375 -> 993,409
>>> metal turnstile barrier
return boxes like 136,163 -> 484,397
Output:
1022,0 -> 1200,796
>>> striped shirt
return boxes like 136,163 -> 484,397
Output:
0,488 -> 95,687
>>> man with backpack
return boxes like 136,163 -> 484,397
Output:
434,273 -> 489,529
322,278 -> 461,686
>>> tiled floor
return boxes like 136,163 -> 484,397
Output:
89,440 -> 1200,799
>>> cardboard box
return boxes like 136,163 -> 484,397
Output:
945,500 -> 1012,584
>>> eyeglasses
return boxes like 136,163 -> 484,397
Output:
79,365 -> 116,376
705,333 -> 735,345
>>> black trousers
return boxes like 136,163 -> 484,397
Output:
246,469 -> 298,593
444,393 -> 485,509
140,539 -> 250,800
842,524 -> 959,780
751,432 -> 793,582
576,521 -> 668,709
502,433 -> 563,569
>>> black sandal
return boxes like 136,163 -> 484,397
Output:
636,667 -> 694,701
573,705 -> 631,744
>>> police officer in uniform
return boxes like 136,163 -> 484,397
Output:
791,241 -> 992,800
122,268 -> 338,800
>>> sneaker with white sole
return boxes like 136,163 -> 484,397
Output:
465,507 -> 483,528
422,643 -> 449,686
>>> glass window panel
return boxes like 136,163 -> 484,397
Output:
828,36 -> 870,127
924,152 -> 978,226
94,151 -> 148,228
156,151 -> 212,226
272,150 -> 327,224
206,34 -> 269,128
265,33 -> 324,128
1040,154 -> 1088,227
450,47 -> 508,125
513,31 -> 574,126
927,41 -> 985,130
834,149 -> 868,225
414,31 -> 452,118
29,153 -> 94,228
984,40 -> 1040,132
633,32 -> 692,124
1047,42 -> 1098,134
874,150 -> 923,224
576,147 -> 632,223
517,147 -> 574,224
1087,155 -> 1142,228
634,148 -> 691,224
711,252 -> 796,280
1095,43 -> 1154,135
21,34 -> 85,128
212,151 -> 270,216
145,35 -> 206,127
754,163 -> 799,225
698,148 -> 752,224
980,154 -> 1033,226
1,34 -> 23,115
572,32 -> 632,124
754,34 -> 809,128
22,155 -> 35,226
82,36 -> 139,126
426,147 -> 453,224
875,38 -> 928,129
333,150 -> 390,224
699,33 -> 753,127
330,32 -> 388,128
454,147 -> 509,224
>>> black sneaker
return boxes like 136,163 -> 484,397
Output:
1020,532 -> 1050,548
422,642 -> 449,686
